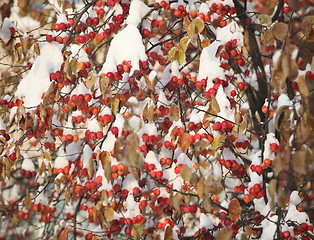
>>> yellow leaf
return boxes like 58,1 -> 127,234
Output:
168,48 -> 177,62
169,104 -> 180,121
111,97 -> 120,115
178,36 -> 190,53
104,207 -> 114,226
179,132 -> 190,152
193,18 -> 204,34
187,21 -> 195,38
211,136 -> 225,150
175,49 -> 186,65
228,198 -> 241,221
132,223 -> 143,240
44,151 -> 52,161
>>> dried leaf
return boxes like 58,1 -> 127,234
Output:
65,186 -> 70,203
201,39 -> 211,48
172,193 -> 181,212
87,157 -> 94,179
113,138 -> 124,162
169,104 -> 180,121
273,22 -> 288,41
98,151 -> 111,181
59,227 -> 71,240
197,176 -> 205,198
261,29 -> 274,45
298,75 -> 309,96
23,190 -> 31,210
99,76 -> 110,95
44,151 -> 52,161
292,146 -> 313,174
229,198 -> 241,221
208,95 -> 220,115
179,132 -> 190,152
259,14 -> 271,26
143,103 -> 154,122
34,42 -> 40,55
86,75 -> 96,89
187,21 -> 195,38
164,225 -> 173,240
180,164 -> 192,181
215,229 -> 232,240
125,133 -> 140,167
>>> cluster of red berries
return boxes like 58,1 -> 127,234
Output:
213,121 -> 233,133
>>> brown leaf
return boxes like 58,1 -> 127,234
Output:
125,133 -> 140,167
194,18 -> 204,34
215,229 -> 232,240
86,75 -> 96,89
164,225 -> 173,240
169,104 -> 180,121
113,138 -> 124,162
179,132 -> 190,152
201,39 -> 211,48
98,151 -> 111,181
197,176 -> 205,198
59,227 -> 71,240
87,157 -> 94,179
23,189 -> 31,211
172,193 -> 181,212
261,29 -> 274,45
292,146 -> 313,174
228,198 -> 241,222
273,22 -> 288,41
298,75 -> 309,96
99,76 -> 110,96
208,95 -> 220,115
143,103 -> 154,122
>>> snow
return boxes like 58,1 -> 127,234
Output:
0,117 -> 6,130
100,0 -> 149,76
21,157 -> 35,171
277,94 -> 292,109
260,214 -> 278,240
199,213 -> 214,229
128,115 -> 142,132
15,43 -> 63,108
198,41 -> 225,87
82,145 -> 93,168
69,44 -> 90,62
290,191 -> 301,206
0,18 -> 13,43
285,204 -> 310,224
54,148 -> 69,169
216,20 -> 243,45
126,0 -> 150,26
216,85 -> 234,122
66,141 -> 82,162
145,151 -> 162,171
